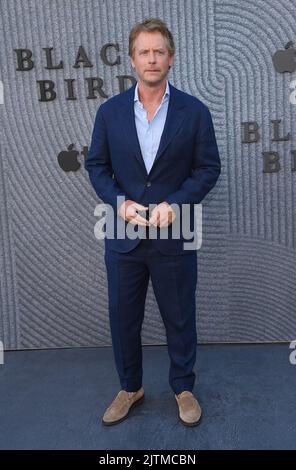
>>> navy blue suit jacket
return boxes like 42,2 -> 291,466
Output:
85,81 -> 221,254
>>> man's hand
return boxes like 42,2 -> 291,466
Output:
118,200 -> 150,226
149,201 -> 176,228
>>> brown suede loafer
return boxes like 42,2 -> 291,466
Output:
175,391 -> 202,426
102,387 -> 145,426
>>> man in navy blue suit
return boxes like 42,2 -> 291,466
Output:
85,18 -> 221,427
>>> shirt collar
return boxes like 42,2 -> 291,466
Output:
134,80 -> 170,105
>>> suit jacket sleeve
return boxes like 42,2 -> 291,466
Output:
85,104 -> 127,210
165,105 -> 221,207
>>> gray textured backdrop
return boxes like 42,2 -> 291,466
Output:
1,0 -> 296,350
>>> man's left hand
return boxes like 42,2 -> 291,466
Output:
149,201 -> 176,228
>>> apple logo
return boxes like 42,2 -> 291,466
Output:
272,41 -> 296,73
57,144 -> 80,171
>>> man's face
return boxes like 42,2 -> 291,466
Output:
131,31 -> 174,86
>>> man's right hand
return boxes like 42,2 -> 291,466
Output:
118,200 -> 150,226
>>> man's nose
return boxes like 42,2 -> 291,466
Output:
148,53 -> 156,62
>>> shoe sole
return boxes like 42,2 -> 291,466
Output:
178,410 -> 202,427
101,394 -> 145,426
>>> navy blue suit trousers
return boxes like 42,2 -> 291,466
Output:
104,238 -> 198,395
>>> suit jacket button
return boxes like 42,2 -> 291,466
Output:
146,181 -> 151,187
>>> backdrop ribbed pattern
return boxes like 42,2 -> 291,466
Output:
0,0 -> 295,349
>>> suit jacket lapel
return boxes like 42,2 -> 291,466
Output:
120,81 -> 187,176
153,83 -> 186,167
120,82 -> 146,174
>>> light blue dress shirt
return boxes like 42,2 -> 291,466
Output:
134,80 -> 170,174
